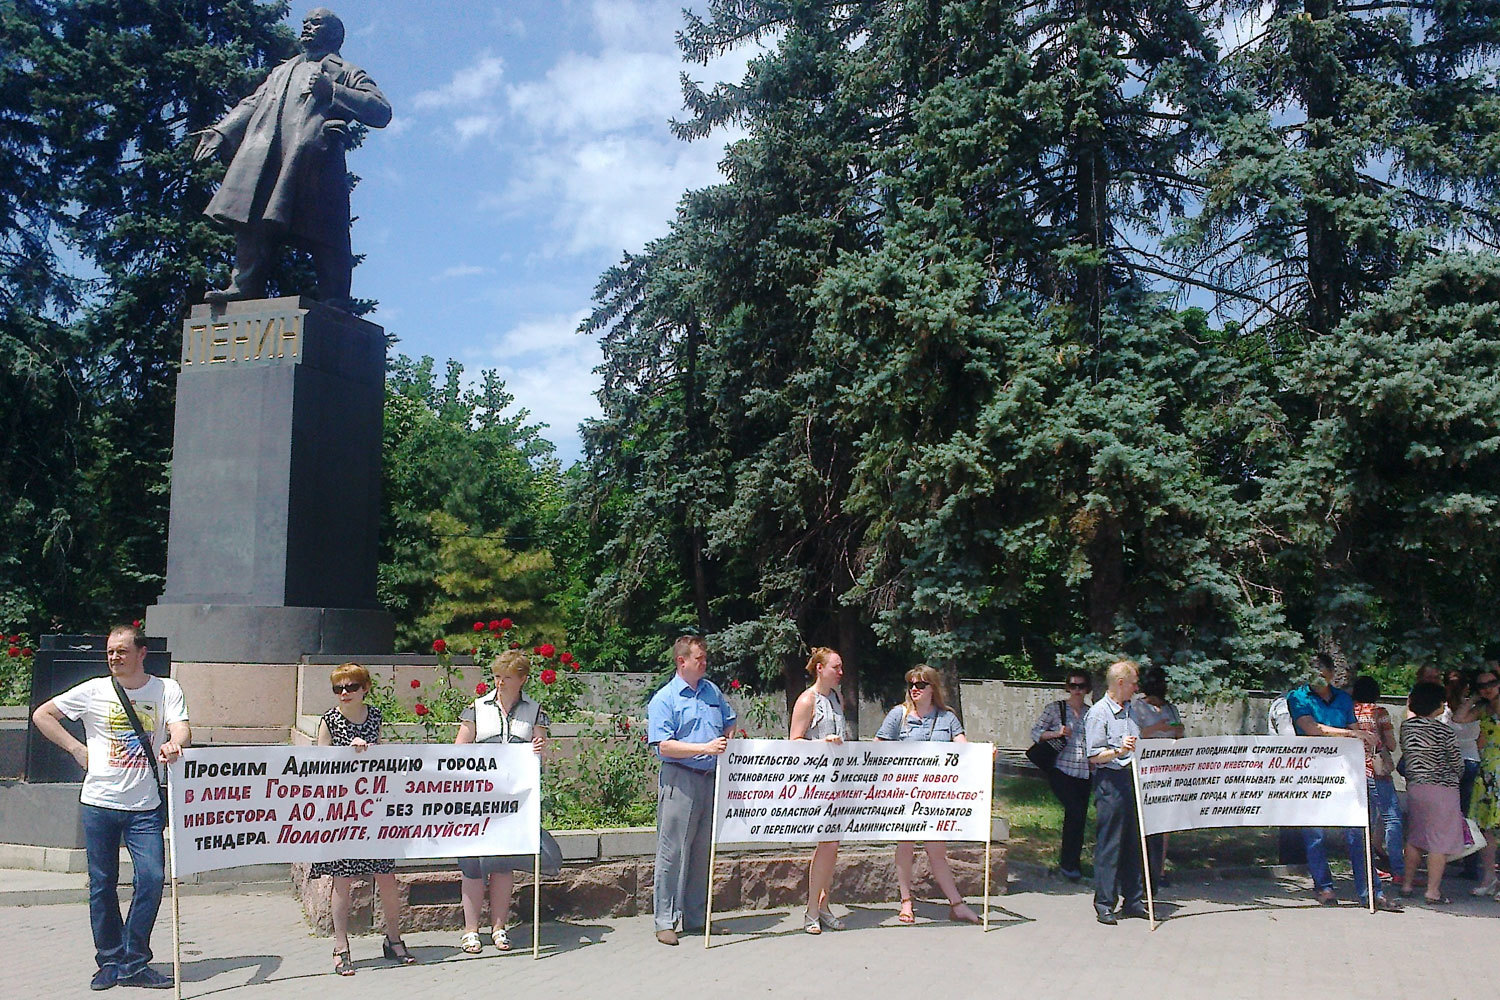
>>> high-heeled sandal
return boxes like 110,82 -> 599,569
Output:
897,898 -> 915,924
817,907 -> 845,931
332,949 -> 355,976
803,912 -> 822,934
382,937 -> 417,965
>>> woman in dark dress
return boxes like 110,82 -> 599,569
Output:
312,662 -> 417,975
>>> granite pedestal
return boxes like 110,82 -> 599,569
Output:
147,297 -> 393,662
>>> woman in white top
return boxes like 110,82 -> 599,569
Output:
790,646 -> 847,934
453,650 -> 549,953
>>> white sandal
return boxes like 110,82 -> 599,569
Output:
459,931 -> 482,954
492,926 -> 511,951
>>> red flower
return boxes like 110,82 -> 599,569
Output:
499,617 -> 513,629
540,668 -> 557,686
475,682 -> 489,695
569,661 -> 581,671
488,619 -> 502,632
132,619 -> 143,629
536,643 -> 556,658
473,621 -> 485,632
559,651 -> 574,664
509,641 -> 520,649
621,719 -> 631,732
737,729 -> 747,738
6,646 -> 17,657
20,647 -> 32,657
468,647 -> 477,656
414,703 -> 429,717
432,638 -> 447,653
410,678 -> 421,689
4,636 -> 13,643
730,679 -> 741,690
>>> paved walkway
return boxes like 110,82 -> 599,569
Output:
15,870 -> 1493,999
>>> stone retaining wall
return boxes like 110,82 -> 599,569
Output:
293,842 -> 1007,934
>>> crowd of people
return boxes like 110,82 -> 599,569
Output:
31,624 -> 1500,987
1029,653 -> 1500,922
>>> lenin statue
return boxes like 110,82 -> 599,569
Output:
194,9 -> 391,310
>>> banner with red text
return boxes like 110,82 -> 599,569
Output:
168,744 -> 539,876
1136,735 -> 1367,836
712,739 -> 993,844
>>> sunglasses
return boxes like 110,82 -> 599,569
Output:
1067,682 -> 1091,690
1479,679 -> 1500,690
908,681 -> 931,690
331,683 -> 363,694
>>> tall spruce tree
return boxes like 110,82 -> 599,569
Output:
0,0 -> 294,628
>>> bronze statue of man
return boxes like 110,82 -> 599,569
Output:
194,9 -> 391,309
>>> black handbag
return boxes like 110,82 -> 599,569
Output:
1026,699 -> 1069,771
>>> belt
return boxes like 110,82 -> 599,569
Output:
660,759 -> 715,778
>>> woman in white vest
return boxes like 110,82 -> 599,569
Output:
453,650 -> 550,953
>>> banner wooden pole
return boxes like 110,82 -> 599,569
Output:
983,751 -> 993,931
706,762 -> 722,949
1364,779 -> 1376,914
166,770 -> 182,1000
1130,757 -> 1157,930
533,849 -> 542,959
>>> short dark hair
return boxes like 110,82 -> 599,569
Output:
1352,675 -> 1381,703
672,635 -> 705,662
108,625 -> 147,649
1139,667 -> 1168,700
1311,652 -> 1335,673
1408,681 -> 1446,717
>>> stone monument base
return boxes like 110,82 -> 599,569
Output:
145,603 -> 392,664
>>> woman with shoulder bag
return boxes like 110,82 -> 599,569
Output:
1029,671 -> 1092,882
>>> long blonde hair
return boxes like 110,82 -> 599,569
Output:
901,664 -> 948,718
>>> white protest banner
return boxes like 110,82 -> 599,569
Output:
169,744 -> 539,876
713,739 -> 993,845
1136,735 -> 1367,836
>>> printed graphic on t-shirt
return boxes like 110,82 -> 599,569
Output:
104,701 -> 158,770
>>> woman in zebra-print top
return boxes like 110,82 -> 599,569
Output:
1399,681 -> 1465,904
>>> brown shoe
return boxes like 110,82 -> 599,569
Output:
656,928 -> 679,946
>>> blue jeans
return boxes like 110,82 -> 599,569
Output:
1303,824 -> 1382,901
1368,778 -> 1405,878
81,802 -> 166,977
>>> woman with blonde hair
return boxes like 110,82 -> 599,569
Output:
875,665 -> 981,924
311,663 -> 416,975
452,650 -> 554,953
790,646 -> 847,934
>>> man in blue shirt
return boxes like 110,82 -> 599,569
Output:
646,635 -> 737,945
1085,659 -> 1146,924
1286,652 -> 1401,911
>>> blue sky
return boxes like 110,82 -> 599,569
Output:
297,1 -> 756,464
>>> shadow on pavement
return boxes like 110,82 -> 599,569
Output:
179,953 -> 282,985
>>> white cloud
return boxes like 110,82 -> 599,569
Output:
434,264 -> 494,280
508,49 -> 684,133
468,309 -> 601,464
412,53 -> 506,109
500,132 -> 732,255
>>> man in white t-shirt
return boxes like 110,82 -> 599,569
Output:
32,625 -> 190,991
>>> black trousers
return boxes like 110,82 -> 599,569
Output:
1046,769 -> 1092,872
1092,767 -> 1144,915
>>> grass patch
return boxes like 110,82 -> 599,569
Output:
995,772 -> 1279,876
